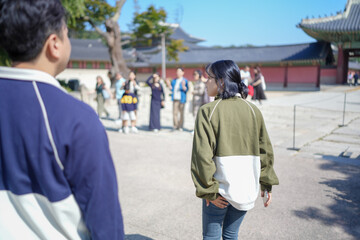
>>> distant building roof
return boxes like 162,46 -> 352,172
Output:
69,30 -> 331,68
69,38 -> 135,62
147,42 -> 331,66
170,26 -> 205,43
298,0 -> 360,42
70,38 -> 110,61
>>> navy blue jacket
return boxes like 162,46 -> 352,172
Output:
0,67 -> 124,239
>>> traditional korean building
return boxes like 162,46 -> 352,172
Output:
60,0 -> 360,90
298,0 -> 360,84
134,25 -> 334,90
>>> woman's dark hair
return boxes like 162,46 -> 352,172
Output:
194,70 -> 202,79
177,67 -> 184,72
0,0 -> 67,62
206,60 -> 247,99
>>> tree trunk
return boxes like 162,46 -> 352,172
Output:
105,18 -> 130,86
88,0 -> 130,87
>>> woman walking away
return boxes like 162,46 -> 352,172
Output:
146,73 -> 165,132
95,76 -> 110,117
251,66 -> 266,104
192,70 -> 208,117
191,60 -> 279,240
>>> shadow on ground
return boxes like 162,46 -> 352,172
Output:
125,234 -> 153,240
293,158 -> 360,238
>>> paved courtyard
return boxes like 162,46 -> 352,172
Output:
80,85 -> 360,239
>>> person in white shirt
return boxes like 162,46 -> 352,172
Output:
240,66 -> 251,87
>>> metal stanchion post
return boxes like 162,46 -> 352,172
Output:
339,93 -> 347,127
288,104 -> 300,151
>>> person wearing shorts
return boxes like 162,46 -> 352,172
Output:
120,82 -> 138,134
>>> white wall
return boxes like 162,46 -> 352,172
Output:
56,69 -> 111,90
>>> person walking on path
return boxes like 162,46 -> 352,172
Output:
191,60 -> 279,240
115,72 -> 126,122
170,67 -> 189,131
95,76 -> 111,118
192,70 -> 208,117
0,0 -> 124,239
251,66 -> 267,104
146,73 -> 165,132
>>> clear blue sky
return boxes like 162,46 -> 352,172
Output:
109,0 -> 348,47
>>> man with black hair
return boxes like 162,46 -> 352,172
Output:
0,0 -> 124,239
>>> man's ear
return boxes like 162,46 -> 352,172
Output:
45,34 -> 61,61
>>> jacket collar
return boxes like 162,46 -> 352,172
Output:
0,66 -> 65,91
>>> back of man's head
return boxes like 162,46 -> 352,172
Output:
0,0 -> 66,62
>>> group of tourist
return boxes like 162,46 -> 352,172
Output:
94,65 -> 267,133
93,67 -> 210,133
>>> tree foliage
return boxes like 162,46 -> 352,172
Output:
63,0 -> 117,32
63,0 -> 130,81
167,39 -> 188,62
61,0 -> 85,28
131,5 -> 188,62
132,6 -> 169,45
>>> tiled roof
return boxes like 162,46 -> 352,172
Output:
298,0 -> 360,41
69,38 -> 134,62
170,26 -> 205,43
69,38 -> 331,67
70,39 -> 110,61
147,42 -> 331,65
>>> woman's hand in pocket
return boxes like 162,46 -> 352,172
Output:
206,196 -> 229,208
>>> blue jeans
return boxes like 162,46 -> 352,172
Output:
202,199 -> 247,240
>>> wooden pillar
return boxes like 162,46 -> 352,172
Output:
284,64 -> 288,88
343,50 -> 349,84
336,44 -> 345,84
316,65 -> 321,88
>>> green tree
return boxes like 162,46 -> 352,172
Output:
61,0 -> 85,28
167,39 -> 188,62
67,0 -> 130,83
131,5 -> 188,62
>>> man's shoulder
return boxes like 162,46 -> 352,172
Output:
39,83 -> 99,123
